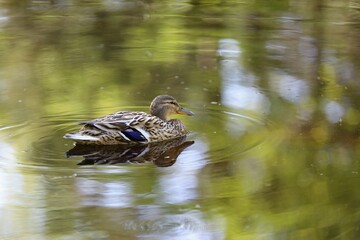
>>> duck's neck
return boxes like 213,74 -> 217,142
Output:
151,108 -> 168,121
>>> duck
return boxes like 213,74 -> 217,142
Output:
64,95 -> 194,145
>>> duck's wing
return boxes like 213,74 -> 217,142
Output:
74,111 -> 160,143
79,111 -> 141,124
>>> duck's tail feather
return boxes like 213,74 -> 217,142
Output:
63,133 -> 99,141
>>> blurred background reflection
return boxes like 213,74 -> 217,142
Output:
0,0 -> 360,239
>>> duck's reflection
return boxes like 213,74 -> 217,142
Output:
66,137 -> 194,167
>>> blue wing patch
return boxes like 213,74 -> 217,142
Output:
122,128 -> 147,142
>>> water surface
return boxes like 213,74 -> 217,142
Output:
1,1 -> 360,239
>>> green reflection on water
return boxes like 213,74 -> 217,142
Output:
1,0 -> 360,239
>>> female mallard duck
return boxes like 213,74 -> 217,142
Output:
64,95 -> 194,145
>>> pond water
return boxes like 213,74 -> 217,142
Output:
1,1 -> 360,239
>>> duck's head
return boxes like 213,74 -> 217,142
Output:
150,95 -> 194,120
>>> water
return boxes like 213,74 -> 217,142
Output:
1,1 -> 360,239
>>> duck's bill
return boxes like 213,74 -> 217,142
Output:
177,108 -> 194,116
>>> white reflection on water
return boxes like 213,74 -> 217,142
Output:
133,204 -> 224,240
0,9 -> 9,28
104,0 -> 134,10
0,141 -> 46,238
218,39 -> 241,59
0,141 -> 24,207
270,70 -> 310,103
222,84 -> 269,113
76,178 -> 133,208
136,211 -> 222,240
121,205 -> 224,239
157,140 -> 208,204
323,100 -> 345,124
218,39 -> 270,114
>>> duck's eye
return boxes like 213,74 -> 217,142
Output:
165,101 -> 177,105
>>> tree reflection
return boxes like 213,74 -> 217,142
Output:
0,0 -> 360,239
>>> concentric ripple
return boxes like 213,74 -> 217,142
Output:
185,107 -> 273,163
0,106 -> 273,173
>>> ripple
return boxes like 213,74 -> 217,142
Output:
187,107 -> 273,163
0,122 -> 29,132
120,210 -> 206,234
0,106 -> 273,173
